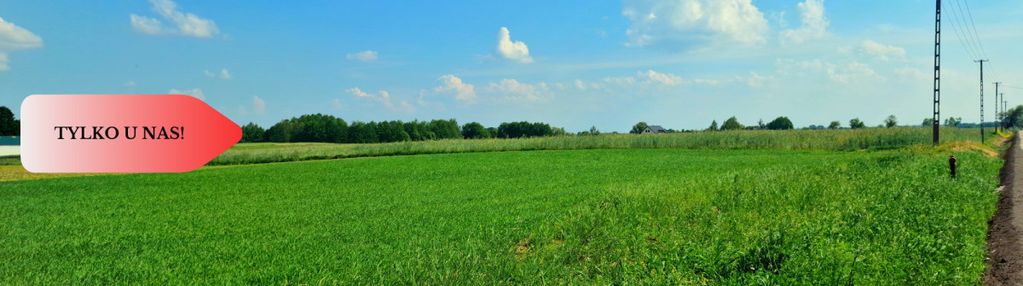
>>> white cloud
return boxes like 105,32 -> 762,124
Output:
204,68 -> 231,80
860,40 -> 906,61
435,74 -> 477,103
496,27 -> 533,64
622,0 -> 769,47
0,17 -> 43,72
643,70 -> 683,86
776,59 -> 878,84
130,0 -> 219,38
251,96 -> 266,114
487,79 -> 552,102
348,87 -> 412,112
781,0 -> 829,44
346,50 -> 379,62
169,88 -> 205,100
130,14 -> 164,35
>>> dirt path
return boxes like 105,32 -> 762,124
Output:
986,133 -> 1023,285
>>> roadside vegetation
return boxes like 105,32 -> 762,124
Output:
212,127 -> 982,165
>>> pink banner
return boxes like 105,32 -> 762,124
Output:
20,95 -> 241,173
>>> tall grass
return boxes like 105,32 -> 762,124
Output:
211,127 -> 984,165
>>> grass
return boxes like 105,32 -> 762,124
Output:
210,127 -> 984,165
0,146 -> 1002,284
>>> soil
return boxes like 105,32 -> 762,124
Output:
986,134 -> 1023,285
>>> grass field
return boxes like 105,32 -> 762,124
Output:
209,127 -> 985,165
0,140 -> 1003,284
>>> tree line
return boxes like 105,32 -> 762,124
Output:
241,114 -> 567,143
0,106 -> 20,136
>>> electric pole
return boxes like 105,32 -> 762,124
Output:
995,82 -> 1001,132
976,59 -> 989,142
932,0 -> 942,145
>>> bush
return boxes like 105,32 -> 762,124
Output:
241,123 -> 266,142
461,122 -> 491,139
765,117 -> 794,130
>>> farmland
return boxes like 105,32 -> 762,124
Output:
0,128 -> 1006,284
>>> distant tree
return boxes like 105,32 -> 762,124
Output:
552,127 -> 568,136
485,127 -> 498,138
944,117 -> 962,127
922,118 -> 935,127
757,119 -> 766,130
1004,106 -> 1023,129
461,122 -> 490,139
347,121 -> 379,143
828,121 -> 842,129
377,121 -> 410,142
429,119 -> 461,139
707,120 -> 719,131
240,122 -> 266,142
721,117 -> 744,130
630,122 -> 649,134
588,126 -> 601,136
291,114 -> 347,143
0,106 -> 14,136
765,116 -> 794,130
404,120 -> 436,141
13,120 -> 18,136
849,118 -> 866,129
498,121 -> 556,138
265,119 -> 297,142
884,115 -> 898,128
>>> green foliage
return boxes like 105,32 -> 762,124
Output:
0,106 -> 15,136
347,121 -> 379,143
1003,106 -> 1023,129
292,114 -> 348,143
211,128 -> 982,165
265,119 -> 296,142
721,117 -> 744,130
630,122 -> 649,134
461,122 -> 491,139
0,147 -> 1000,284
429,119 -> 461,140
708,120 -> 719,131
849,118 -> 866,129
498,121 -> 555,138
240,122 -> 266,142
766,117 -> 794,130
945,117 -> 962,127
884,115 -> 898,128
922,118 -> 935,127
376,121 -> 410,142
828,121 -> 841,129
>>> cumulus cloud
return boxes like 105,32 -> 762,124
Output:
0,17 -> 43,72
487,79 -> 551,102
169,88 -> 205,100
348,87 -> 412,112
781,0 -> 829,44
435,74 -> 477,103
643,70 -> 683,86
346,50 -> 379,62
130,0 -> 219,38
497,27 -> 533,64
622,0 -> 769,47
860,40 -> 906,61
204,68 -> 231,80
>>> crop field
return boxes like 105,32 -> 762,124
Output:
0,131 -> 1004,284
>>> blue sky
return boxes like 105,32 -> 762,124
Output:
1,0 -> 1022,132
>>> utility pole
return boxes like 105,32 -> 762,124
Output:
932,0 -> 942,145
995,82 -> 1002,132
976,59 -> 989,142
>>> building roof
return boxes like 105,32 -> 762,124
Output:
646,125 -> 666,132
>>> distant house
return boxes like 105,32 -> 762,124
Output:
643,125 -> 666,134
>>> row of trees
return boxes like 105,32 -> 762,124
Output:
241,114 -> 567,143
703,116 -> 796,131
0,107 -> 20,136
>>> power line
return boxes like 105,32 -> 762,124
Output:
945,0 -> 981,59
960,0 -> 988,57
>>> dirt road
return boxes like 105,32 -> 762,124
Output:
986,133 -> 1023,285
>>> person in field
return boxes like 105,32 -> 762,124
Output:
949,155 -> 957,178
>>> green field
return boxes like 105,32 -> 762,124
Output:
0,131 -> 1004,284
